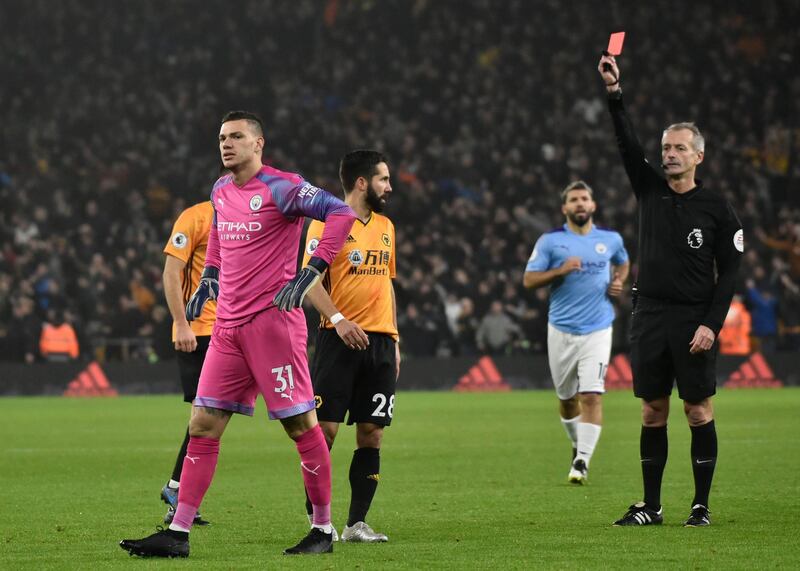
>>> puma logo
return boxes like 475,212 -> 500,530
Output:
186,456 -> 200,465
301,462 -> 320,475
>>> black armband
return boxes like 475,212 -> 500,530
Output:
307,256 -> 329,274
201,266 -> 220,280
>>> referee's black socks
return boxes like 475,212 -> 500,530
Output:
690,420 -> 717,508
348,447 -> 380,527
640,425 -> 668,510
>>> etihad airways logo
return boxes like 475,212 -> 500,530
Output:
218,221 -> 262,232
218,220 -> 262,241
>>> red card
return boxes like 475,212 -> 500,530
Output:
607,32 -> 626,56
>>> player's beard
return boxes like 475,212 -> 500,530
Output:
567,211 -> 591,227
366,183 -> 386,213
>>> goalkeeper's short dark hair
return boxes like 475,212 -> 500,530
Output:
560,180 -> 594,203
221,110 -> 264,137
339,150 -> 388,194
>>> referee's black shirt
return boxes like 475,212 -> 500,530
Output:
607,90 -> 743,335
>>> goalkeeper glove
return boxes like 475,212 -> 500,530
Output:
273,257 -> 328,311
185,266 -> 219,321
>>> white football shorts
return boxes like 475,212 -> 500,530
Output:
547,324 -> 612,400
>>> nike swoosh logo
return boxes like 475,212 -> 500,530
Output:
695,459 -> 714,464
186,456 -> 200,464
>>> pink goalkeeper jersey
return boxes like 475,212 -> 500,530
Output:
205,165 -> 355,326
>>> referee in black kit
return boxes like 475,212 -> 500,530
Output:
598,53 -> 743,527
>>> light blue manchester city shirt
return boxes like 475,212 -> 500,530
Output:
526,224 -> 628,335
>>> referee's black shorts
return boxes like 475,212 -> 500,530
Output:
176,335 -> 210,402
629,297 -> 717,403
311,328 -> 397,426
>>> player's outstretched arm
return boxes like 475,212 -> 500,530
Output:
186,266 -> 219,321
274,209 -> 355,312
276,179 -> 356,265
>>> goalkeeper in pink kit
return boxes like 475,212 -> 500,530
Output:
120,111 -> 356,557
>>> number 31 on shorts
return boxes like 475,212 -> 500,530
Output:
371,393 -> 395,418
272,365 -> 294,397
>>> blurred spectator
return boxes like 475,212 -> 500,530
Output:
476,301 -> 523,355
139,305 -> 174,362
398,303 -> 441,357
718,294 -> 751,355
39,307 -> 80,362
756,224 -> 800,280
778,273 -> 800,351
519,288 -> 550,353
129,268 -> 156,314
454,297 -> 480,356
746,279 -> 779,354
2,297 -> 40,363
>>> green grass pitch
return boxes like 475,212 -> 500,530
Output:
1,388 -> 798,569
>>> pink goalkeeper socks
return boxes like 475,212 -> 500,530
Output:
172,436 -> 220,530
295,425 -> 332,526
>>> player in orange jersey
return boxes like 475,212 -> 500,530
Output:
159,200 -> 216,526
303,150 -> 399,543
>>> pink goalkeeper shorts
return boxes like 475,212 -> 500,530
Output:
195,308 -> 315,420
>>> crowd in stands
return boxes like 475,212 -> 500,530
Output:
1,0 -> 798,362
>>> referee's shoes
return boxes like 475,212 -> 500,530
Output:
684,504 -> 711,527
612,502 -> 663,526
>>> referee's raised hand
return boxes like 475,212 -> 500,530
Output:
598,54 -> 620,92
